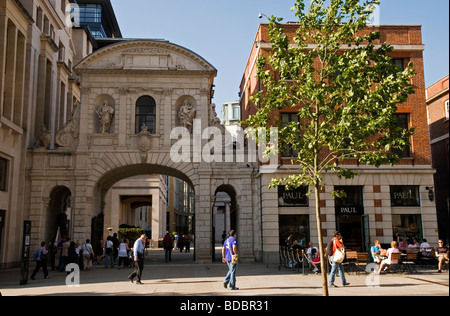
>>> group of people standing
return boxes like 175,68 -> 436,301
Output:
162,232 -> 193,263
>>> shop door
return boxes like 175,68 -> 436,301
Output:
337,214 -> 363,252
362,214 -> 370,253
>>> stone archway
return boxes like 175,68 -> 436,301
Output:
46,186 -> 71,242
27,39 -> 258,264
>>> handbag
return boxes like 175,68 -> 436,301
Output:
333,239 -> 345,263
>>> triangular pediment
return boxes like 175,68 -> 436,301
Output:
75,40 -> 216,74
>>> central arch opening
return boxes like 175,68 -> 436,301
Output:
92,163 -> 196,263
212,185 -> 238,262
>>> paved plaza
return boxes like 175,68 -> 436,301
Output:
0,248 -> 448,297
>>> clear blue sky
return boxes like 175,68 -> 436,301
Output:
110,0 -> 449,118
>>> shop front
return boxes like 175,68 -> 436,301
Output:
334,186 -> 369,252
278,186 -> 310,248
390,185 -> 423,243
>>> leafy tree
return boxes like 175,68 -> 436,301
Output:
246,0 -> 415,296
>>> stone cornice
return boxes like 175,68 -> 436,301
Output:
75,68 -> 217,77
74,40 -> 217,75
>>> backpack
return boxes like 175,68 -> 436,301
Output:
326,239 -> 334,257
33,249 -> 39,261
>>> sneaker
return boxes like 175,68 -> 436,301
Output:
223,282 -> 228,289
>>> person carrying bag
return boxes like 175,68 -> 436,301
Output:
328,231 -> 350,288
222,230 -> 239,290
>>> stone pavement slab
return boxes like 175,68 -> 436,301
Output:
0,249 -> 448,297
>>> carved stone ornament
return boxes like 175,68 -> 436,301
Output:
56,101 -> 80,147
137,125 -> 152,162
35,125 -> 51,148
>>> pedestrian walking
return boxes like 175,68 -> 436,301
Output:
31,242 -> 49,280
82,239 -> 94,271
104,236 -> 114,268
128,235 -> 147,284
112,233 -> 120,262
58,237 -> 71,272
327,231 -> 350,288
222,230 -> 239,290
184,234 -> 191,253
163,232 -> 173,262
118,239 -> 130,269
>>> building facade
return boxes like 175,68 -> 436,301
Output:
240,24 -> 439,263
426,75 -> 449,243
0,0 -> 259,270
0,2 -> 442,270
0,0 -> 97,269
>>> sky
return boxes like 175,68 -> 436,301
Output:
110,0 -> 449,118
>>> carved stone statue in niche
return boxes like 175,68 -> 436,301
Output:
95,100 -> 115,134
178,99 -> 196,133
35,125 -> 51,148
56,101 -> 80,147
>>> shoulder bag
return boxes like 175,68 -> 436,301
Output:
333,239 -> 345,263
227,239 -> 238,264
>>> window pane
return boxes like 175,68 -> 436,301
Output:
393,114 -> 411,157
0,158 -> 8,191
392,214 -> 423,242
390,185 -> 420,206
279,215 -> 310,247
281,113 -> 299,157
136,96 -> 156,134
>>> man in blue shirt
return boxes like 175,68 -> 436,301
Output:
128,234 -> 147,284
222,230 -> 238,290
371,240 -> 382,263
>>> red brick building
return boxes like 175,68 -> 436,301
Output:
426,75 -> 449,243
239,24 -> 438,263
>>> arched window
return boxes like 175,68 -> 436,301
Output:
135,96 -> 156,134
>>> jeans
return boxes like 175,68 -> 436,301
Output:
105,252 -> 114,268
224,261 -> 237,289
329,258 -> 347,286
164,246 -> 172,262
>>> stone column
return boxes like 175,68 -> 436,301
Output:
195,169 -> 213,262
151,188 -> 160,248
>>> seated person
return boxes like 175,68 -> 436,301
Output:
436,240 -> 449,273
377,241 -> 400,274
291,240 -> 302,252
398,238 -> 408,250
408,238 -> 420,249
306,242 -> 318,260
420,239 -> 431,250
311,253 -> 321,274
371,240 -> 382,263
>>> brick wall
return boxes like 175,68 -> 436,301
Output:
241,24 -> 431,166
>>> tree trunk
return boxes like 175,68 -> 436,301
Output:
315,183 -> 329,296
